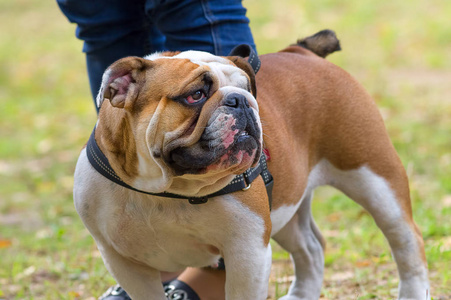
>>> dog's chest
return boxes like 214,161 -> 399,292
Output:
103,196 -> 247,271
75,153 -> 269,271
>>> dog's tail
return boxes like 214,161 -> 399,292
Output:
296,29 -> 341,58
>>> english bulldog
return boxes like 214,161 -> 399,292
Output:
74,30 -> 430,299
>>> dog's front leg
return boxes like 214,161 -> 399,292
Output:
223,242 -> 272,300
96,240 -> 166,300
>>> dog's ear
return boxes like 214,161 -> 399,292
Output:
96,57 -> 151,109
228,56 -> 257,97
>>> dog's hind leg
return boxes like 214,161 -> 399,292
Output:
318,158 -> 430,300
272,191 -> 325,300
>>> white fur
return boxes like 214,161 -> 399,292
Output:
271,159 -> 430,300
319,160 -> 430,299
96,68 -> 111,108
224,243 -> 272,299
270,160 -> 328,235
270,204 -> 299,235
74,149 -> 271,300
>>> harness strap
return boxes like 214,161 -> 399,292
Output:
86,129 -> 273,208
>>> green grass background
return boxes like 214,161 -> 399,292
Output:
0,0 -> 450,299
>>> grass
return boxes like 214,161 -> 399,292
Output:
0,0 -> 450,299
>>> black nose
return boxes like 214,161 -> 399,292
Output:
224,93 -> 250,108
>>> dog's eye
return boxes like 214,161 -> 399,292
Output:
186,90 -> 206,104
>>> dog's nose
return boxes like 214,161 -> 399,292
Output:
224,93 -> 250,108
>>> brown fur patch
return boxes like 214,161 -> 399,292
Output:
237,177 -> 272,246
228,56 -> 257,96
160,51 -> 182,57
255,48 -> 411,214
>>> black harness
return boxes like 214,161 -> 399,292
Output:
86,45 -> 274,208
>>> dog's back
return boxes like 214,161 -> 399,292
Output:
256,31 -> 394,210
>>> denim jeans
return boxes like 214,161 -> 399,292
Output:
57,0 -> 256,109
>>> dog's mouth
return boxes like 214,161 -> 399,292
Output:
166,106 -> 261,176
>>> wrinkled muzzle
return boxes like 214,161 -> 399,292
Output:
167,92 -> 262,175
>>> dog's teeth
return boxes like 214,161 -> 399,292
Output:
240,131 -> 248,136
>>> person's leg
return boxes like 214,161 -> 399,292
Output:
85,22 -> 166,107
100,267 -> 224,300
150,0 -> 256,56
175,267 -> 226,300
57,0 -> 166,109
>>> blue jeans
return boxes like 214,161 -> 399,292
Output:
57,0 -> 256,109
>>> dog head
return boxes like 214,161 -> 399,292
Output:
95,51 -> 262,197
